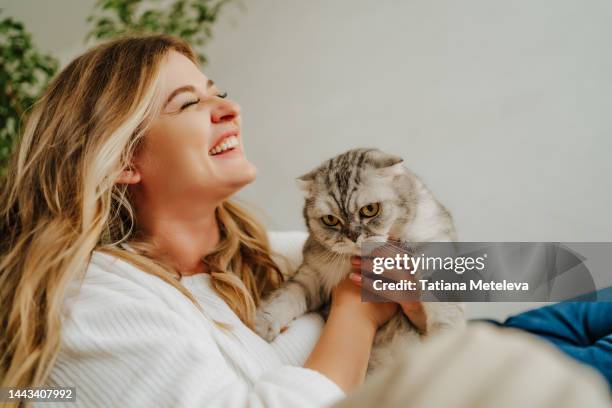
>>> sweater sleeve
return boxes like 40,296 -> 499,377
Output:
46,265 -> 344,408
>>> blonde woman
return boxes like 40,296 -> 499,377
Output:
1,34 -> 609,408
0,34 -> 400,407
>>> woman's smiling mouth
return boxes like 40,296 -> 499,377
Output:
209,135 -> 239,156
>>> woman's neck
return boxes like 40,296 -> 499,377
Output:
133,194 -> 221,276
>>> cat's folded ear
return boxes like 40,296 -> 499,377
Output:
296,168 -> 318,194
367,149 -> 405,177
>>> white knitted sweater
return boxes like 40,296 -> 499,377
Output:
38,232 -> 345,408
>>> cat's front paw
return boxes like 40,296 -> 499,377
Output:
254,309 -> 283,342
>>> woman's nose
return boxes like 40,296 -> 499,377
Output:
211,99 -> 241,123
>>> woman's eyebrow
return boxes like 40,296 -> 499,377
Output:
163,80 -> 215,108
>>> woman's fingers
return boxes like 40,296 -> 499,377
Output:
400,301 -> 428,333
350,256 -> 363,285
350,255 -> 428,333
349,272 -> 362,284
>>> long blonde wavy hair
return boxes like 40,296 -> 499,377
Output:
0,34 -> 284,393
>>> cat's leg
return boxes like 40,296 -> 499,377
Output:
254,263 -> 324,342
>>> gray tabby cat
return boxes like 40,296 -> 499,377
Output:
255,148 -> 465,374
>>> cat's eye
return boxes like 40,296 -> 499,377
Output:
321,215 -> 340,227
359,203 -> 380,218
216,92 -> 228,98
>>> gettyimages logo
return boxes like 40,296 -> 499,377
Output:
360,242 -> 612,302
371,251 -> 487,275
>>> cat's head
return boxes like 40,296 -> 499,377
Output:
297,148 -> 413,255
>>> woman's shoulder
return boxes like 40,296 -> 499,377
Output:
79,249 -> 170,299
62,248 -> 201,321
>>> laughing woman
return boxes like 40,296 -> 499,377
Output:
0,34 -> 398,407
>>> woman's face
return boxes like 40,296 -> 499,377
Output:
128,50 -> 256,203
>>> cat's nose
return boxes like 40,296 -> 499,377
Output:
347,231 -> 359,242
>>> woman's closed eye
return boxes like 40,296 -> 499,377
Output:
180,98 -> 200,110
180,92 -> 228,110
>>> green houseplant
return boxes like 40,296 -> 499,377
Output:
0,12 -> 58,176
87,0 -> 238,64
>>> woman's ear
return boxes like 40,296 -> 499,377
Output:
115,165 -> 141,185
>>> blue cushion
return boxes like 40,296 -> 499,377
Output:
501,301 -> 612,388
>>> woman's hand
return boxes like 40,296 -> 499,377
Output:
305,262 -> 398,392
350,256 -> 428,333
331,274 -> 398,331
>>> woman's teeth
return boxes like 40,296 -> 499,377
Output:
209,135 -> 239,156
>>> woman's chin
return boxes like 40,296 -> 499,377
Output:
237,161 -> 257,185
205,149 -> 257,197
223,160 -> 257,190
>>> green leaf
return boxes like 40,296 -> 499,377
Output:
0,10 -> 58,173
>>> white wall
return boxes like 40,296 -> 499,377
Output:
5,0 -> 612,319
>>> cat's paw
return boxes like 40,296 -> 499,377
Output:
254,310 -> 283,342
